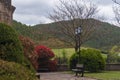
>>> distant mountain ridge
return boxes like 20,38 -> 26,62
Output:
13,19 -> 120,51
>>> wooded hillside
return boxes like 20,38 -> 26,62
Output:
13,19 -> 120,51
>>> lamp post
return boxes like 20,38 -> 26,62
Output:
75,26 -> 82,64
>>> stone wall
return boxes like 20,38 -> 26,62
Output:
105,64 -> 120,71
57,64 -> 120,71
57,64 -> 70,71
0,0 -> 15,25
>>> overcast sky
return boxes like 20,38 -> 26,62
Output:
12,0 -> 116,25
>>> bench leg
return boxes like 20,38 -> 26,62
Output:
75,72 -> 80,77
81,71 -> 84,77
75,72 -> 84,77
36,75 -> 40,79
39,75 -> 40,79
75,72 -> 78,76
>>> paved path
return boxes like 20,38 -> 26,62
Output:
39,72 -> 97,80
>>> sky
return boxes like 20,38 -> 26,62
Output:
12,0 -> 116,25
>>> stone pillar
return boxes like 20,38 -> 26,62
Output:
0,0 -> 15,26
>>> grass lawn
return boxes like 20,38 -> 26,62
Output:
52,48 -> 75,58
52,48 -> 107,59
85,71 -> 120,80
53,48 -> 119,80
101,54 -> 107,59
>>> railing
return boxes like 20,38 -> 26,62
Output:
57,64 -> 120,71
105,63 -> 120,71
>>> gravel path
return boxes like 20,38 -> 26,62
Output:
38,72 -> 97,80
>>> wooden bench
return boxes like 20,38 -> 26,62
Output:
37,68 -> 49,72
72,64 -> 84,77
36,73 -> 40,79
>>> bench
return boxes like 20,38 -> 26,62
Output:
36,68 -> 49,79
37,68 -> 49,72
36,73 -> 40,79
72,64 -> 84,77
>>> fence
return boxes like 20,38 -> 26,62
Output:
57,64 -> 70,71
105,64 -> 120,71
57,64 -> 120,71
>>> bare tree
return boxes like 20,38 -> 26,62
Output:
49,0 -> 98,53
113,0 -> 120,5
113,0 -> 120,25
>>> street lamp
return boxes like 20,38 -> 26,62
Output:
75,26 -> 82,35
75,26 -> 82,63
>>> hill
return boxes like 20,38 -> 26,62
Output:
12,19 -> 120,51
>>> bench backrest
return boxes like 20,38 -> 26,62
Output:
76,64 -> 83,67
76,64 -> 84,69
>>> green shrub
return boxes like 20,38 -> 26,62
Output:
56,49 -> 68,64
0,60 -> 38,80
0,23 -> 24,64
69,48 -> 106,72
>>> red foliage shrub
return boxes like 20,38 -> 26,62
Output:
19,36 -> 38,69
35,45 -> 57,71
35,45 -> 54,59
19,36 -> 34,57
47,60 -> 57,71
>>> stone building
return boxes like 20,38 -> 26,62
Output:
0,0 -> 15,25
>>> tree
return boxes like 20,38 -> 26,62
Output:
49,0 -> 98,60
113,0 -> 120,25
